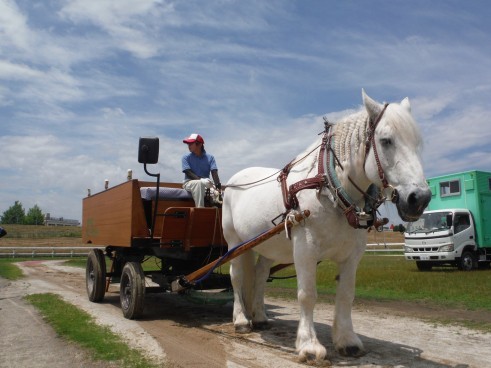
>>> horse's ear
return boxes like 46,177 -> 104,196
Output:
362,89 -> 382,120
400,97 -> 411,112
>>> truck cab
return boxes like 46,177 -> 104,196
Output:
404,209 -> 478,271
404,170 -> 491,271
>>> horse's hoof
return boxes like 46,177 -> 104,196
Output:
252,321 -> 270,330
235,324 -> 252,334
300,352 -> 321,363
338,345 -> 366,357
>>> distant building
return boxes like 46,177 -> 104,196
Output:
44,213 -> 80,227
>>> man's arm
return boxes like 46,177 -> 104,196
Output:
183,169 -> 200,180
211,169 -> 221,189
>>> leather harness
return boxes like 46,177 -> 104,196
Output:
278,103 -> 392,229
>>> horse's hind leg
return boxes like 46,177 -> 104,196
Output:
333,253 -> 365,357
251,255 -> 274,329
229,249 -> 255,333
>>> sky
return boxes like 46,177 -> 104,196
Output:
1,0 -> 491,225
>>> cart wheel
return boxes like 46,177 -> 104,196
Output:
120,262 -> 145,319
86,249 -> 106,302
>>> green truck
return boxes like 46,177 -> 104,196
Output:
404,170 -> 491,271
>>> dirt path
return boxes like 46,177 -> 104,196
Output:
1,260 -> 490,367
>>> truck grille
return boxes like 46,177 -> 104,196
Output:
413,247 -> 439,252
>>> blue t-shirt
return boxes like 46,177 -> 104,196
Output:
182,151 -> 218,182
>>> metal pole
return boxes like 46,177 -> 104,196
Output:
171,210 -> 310,292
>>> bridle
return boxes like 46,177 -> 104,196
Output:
363,103 -> 399,203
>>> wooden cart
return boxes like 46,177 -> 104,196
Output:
83,138 -> 308,319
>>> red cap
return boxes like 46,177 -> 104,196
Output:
183,133 -> 204,144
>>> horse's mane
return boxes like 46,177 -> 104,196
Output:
288,109 -> 367,177
290,102 -> 423,179
334,110 -> 367,166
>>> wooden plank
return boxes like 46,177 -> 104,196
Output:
82,180 -> 148,246
160,207 -> 191,248
184,208 -> 226,251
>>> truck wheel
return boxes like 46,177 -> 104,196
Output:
458,251 -> 476,271
416,261 -> 432,271
86,249 -> 106,302
120,262 -> 145,319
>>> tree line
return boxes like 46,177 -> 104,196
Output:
1,201 -> 45,225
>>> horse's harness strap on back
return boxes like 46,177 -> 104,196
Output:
278,131 -> 329,211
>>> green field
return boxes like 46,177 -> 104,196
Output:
268,254 -> 491,312
0,224 -> 81,238
0,224 -> 83,248
5,254 -> 490,313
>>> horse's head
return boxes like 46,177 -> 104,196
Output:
362,90 -> 431,222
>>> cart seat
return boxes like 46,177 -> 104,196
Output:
140,186 -> 192,200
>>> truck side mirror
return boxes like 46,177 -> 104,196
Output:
138,137 -> 159,164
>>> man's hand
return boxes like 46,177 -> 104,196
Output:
200,178 -> 214,188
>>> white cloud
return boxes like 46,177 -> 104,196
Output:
59,0 -> 168,58
0,0 -> 31,51
0,1 -> 490,225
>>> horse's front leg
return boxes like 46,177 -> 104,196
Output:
333,249 -> 365,357
294,246 -> 327,362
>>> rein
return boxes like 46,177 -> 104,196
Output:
364,103 -> 391,189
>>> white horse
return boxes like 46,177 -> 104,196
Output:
222,90 -> 431,362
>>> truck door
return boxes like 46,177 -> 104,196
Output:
453,212 -> 474,249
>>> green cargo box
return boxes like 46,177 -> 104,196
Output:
426,170 -> 491,248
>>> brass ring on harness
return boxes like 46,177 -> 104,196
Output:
385,184 -> 399,203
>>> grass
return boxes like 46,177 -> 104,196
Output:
25,293 -> 160,368
39,253 -> 491,312
0,224 -> 81,238
268,254 -> 491,312
6,252 -> 490,313
0,257 -> 25,280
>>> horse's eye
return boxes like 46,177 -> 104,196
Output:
380,138 -> 392,147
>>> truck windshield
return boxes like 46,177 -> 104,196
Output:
406,212 -> 451,234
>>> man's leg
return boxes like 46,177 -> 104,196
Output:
183,180 -> 206,207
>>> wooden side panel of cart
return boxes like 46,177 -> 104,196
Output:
82,179 -> 195,247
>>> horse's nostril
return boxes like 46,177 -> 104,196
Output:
408,192 -> 418,206
407,189 -> 431,211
